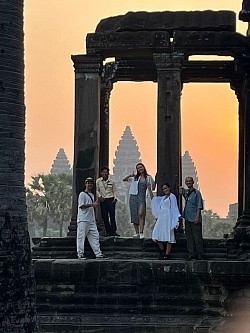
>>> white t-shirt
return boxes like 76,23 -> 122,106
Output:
77,191 -> 95,223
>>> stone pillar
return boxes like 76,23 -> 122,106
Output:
239,0 -> 250,36
68,55 -> 102,236
235,77 -> 250,239
153,53 -> 183,198
231,79 -> 244,218
99,62 -> 115,169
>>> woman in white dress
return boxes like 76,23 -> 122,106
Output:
147,183 -> 181,259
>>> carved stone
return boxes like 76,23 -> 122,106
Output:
239,0 -> 250,21
71,8 -> 250,238
34,3 -> 250,332
153,53 -> 184,197
173,31 -> 250,56
87,31 -> 170,58
95,11 -> 236,33
99,62 -> 116,169
69,55 -> 102,235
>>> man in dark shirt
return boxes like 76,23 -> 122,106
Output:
180,176 -> 204,260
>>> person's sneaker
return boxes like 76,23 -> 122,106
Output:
163,254 -> 170,260
139,233 -> 145,239
78,254 -> 87,260
133,233 -> 140,238
96,254 -> 109,259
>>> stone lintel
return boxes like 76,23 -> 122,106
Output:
86,31 -> 250,60
153,52 -> 184,71
96,11 -> 236,34
114,59 -> 157,82
71,54 -> 103,73
183,60 -> 234,83
86,31 -> 170,58
104,59 -> 233,83
173,31 -> 250,56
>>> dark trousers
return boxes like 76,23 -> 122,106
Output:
185,220 -> 204,256
100,198 -> 117,235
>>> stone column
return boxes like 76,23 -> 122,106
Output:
153,53 -> 183,198
99,62 -> 115,169
231,78 -> 244,218
68,54 -> 102,236
239,0 -> 250,36
235,77 -> 250,239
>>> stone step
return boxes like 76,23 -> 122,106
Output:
33,258 -> 250,331
36,292 -> 225,310
36,313 -> 223,333
36,302 -> 223,316
32,236 -> 231,260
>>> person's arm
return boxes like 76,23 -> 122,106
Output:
194,208 -> 202,224
112,181 -> 118,202
123,173 -> 134,181
96,179 -> 102,199
194,191 -> 203,224
150,176 -> 156,191
80,202 -> 98,209
146,183 -> 154,199
170,193 -> 181,228
79,193 -> 98,209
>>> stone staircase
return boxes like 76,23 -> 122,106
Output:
32,235 -> 237,260
32,236 -> 250,333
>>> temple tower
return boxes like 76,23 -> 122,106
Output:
112,126 -> 141,204
50,148 -> 72,175
182,151 -> 199,190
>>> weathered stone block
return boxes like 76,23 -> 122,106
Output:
95,11 -> 236,33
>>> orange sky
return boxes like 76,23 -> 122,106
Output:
24,0 -> 245,217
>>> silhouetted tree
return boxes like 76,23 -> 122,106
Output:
202,209 -> 233,239
27,173 -> 72,237
0,1 -> 36,331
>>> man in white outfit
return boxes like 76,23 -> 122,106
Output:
77,177 -> 108,260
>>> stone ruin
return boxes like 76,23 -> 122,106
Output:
33,3 -> 250,332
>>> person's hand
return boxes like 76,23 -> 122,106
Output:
130,171 -> 135,177
147,183 -> 151,189
194,220 -> 200,224
179,186 -> 184,194
93,201 -> 98,208
98,196 -> 105,202
175,222 -> 179,229
113,198 -> 117,204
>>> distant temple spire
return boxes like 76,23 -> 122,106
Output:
112,126 -> 141,203
50,148 -> 72,175
182,151 -> 199,190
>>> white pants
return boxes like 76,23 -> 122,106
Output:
77,221 -> 102,257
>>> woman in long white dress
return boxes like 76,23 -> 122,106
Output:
147,183 -> 181,259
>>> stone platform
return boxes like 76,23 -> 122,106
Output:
32,235 -> 241,260
32,236 -> 250,333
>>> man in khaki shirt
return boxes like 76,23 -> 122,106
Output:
96,166 -> 119,236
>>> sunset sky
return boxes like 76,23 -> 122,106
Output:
24,0 -> 245,217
